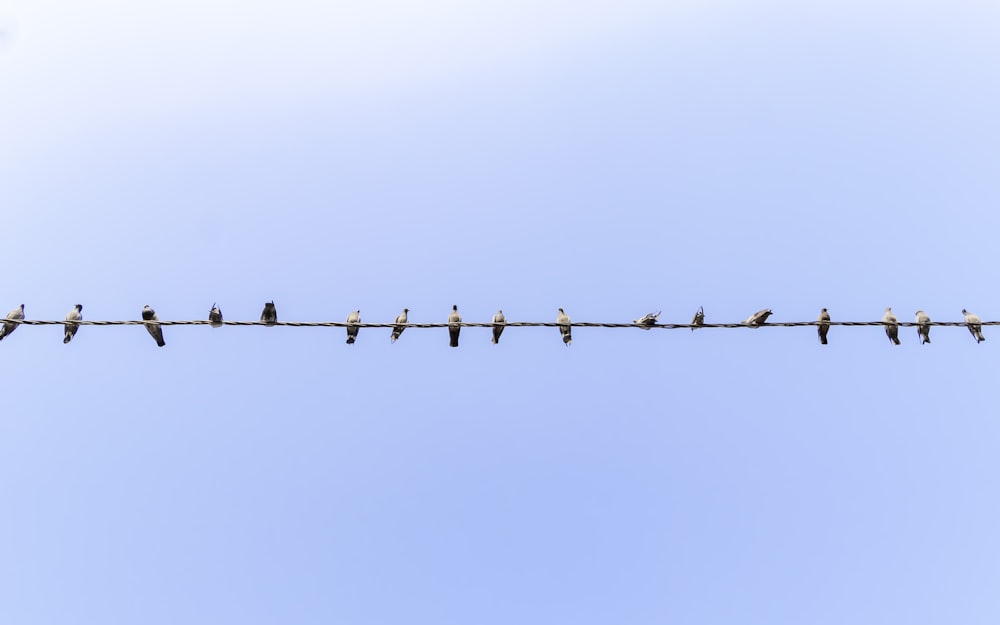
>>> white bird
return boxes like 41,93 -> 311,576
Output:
883,307 -> 900,345
557,308 -> 572,346
962,309 -> 985,343
744,309 -> 773,327
208,303 -> 223,328
492,310 -> 506,344
448,305 -> 461,347
634,311 -> 660,329
391,308 -> 409,343
915,310 -> 931,344
64,304 -> 83,344
818,308 -> 831,345
346,310 -> 360,345
142,304 -> 165,347
0,304 -> 24,341
691,306 -> 705,331
260,301 -> 277,326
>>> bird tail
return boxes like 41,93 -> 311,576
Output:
391,333 -> 399,343
893,337 -> 900,345
820,336 -> 828,345
563,334 -> 572,346
64,333 -> 71,344
157,338 -> 166,347
346,336 -> 356,345
979,332 -> 986,343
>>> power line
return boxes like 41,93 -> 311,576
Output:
1,319 -> 997,328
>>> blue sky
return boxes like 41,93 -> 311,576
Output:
2,1 -> 1000,623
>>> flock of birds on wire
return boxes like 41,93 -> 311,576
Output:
0,303 -> 988,347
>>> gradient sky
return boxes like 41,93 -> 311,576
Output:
2,1 -> 1000,623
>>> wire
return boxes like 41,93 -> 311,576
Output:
2,319 -> 998,328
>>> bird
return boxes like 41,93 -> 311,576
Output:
491,310 -> 506,344
208,303 -> 223,328
557,308 -> 572,346
634,311 -> 660,329
391,308 -> 409,343
915,310 -> 931,344
260,301 -> 277,326
744,309 -> 773,327
818,308 -> 831,345
691,306 -> 705,331
346,310 -> 360,345
883,307 -> 900,345
64,304 -> 83,344
962,309 -> 985,343
448,305 -> 461,347
0,304 -> 24,341
142,304 -> 165,347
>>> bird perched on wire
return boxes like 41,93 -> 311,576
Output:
0,304 -> 24,341
691,306 -> 705,330
962,309 -> 985,343
346,310 -> 360,345
744,309 -> 773,327
634,311 -> 660,329
208,303 -> 223,328
915,310 -> 931,344
882,307 -> 900,345
64,304 -> 83,344
142,304 -> 165,347
492,310 -> 506,344
557,308 -> 572,346
818,308 -> 831,345
260,301 -> 277,326
448,305 -> 461,347
391,308 -> 409,343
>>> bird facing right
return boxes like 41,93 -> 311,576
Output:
391,308 -> 408,343
64,304 -> 83,344
962,309 -> 986,343
744,309 -> 773,328
0,304 -> 24,341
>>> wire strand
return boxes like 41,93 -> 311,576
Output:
3,320 -> 998,328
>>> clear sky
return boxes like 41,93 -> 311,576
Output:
2,1 -> 1000,623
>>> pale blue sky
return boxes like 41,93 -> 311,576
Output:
2,1 -> 999,623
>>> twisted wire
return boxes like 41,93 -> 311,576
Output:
2,319 -> 998,329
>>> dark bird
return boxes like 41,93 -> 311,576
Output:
491,310 -> 506,344
64,304 -> 82,344
142,304 -> 165,347
818,308 -> 831,345
346,310 -> 360,345
883,307 -> 900,345
963,309 -> 986,343
691,306 -> 704,331
391,308 -> 409,343
448,305 -> 461,347
209,303 -> 223,328
260,301 -> 277,326
557,308 -> 572,346
0,304 -> 24,341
